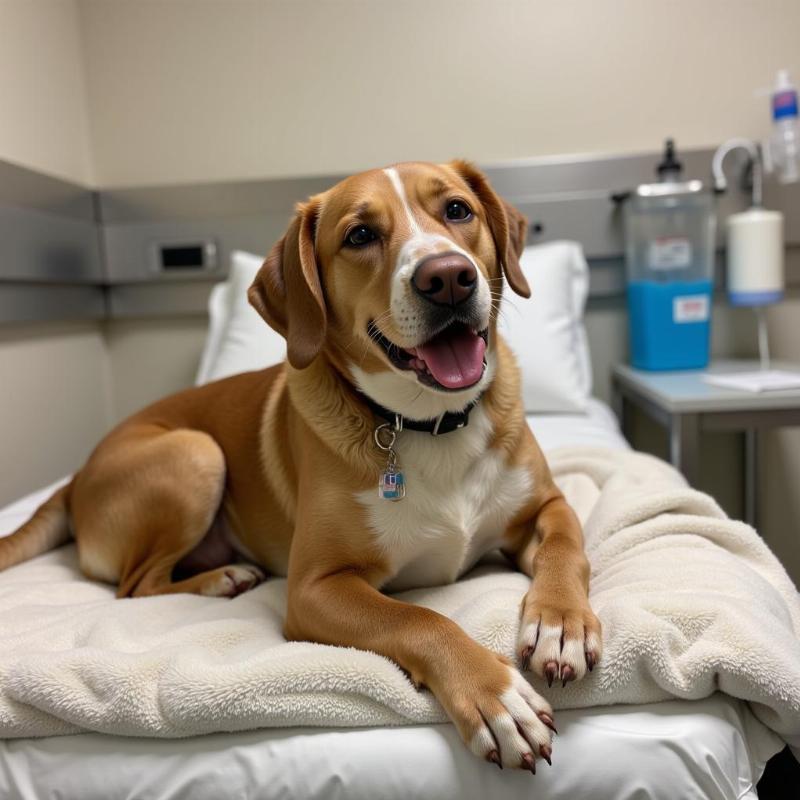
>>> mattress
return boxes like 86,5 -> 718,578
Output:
0,399 -> 784,800
529,397 -> 630,452
0,695 -> 782,800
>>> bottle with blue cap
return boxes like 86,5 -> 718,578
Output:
769,69 -> 799,184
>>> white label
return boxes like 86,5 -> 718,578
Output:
673,294 -> 709,323
648,237 -> 692,270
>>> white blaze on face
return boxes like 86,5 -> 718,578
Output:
384,167 -> 423,239
382,167 -> 491,346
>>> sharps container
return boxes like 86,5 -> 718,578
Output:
621,140 -> 716,370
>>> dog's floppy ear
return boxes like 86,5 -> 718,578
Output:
448,160 -> 531,298
248,199 -> 326,369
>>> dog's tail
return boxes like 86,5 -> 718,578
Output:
0,480 -> 73,571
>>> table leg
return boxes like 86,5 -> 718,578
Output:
669,413 -> 700,487
744,428 -> 758,528
612,384 -> 630,442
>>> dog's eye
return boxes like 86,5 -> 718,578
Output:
345,225 -> 378,247
445,200 -> 473,222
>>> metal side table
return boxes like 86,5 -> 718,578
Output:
612,360 -> 800,528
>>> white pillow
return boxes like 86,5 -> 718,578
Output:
498,241 -> 592,413
197,245 -> 593,414
195,250 -> 286,384
194,281 -> 232,384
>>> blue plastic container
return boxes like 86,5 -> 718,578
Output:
627,279 -> 713,370
622,153 -> 716,371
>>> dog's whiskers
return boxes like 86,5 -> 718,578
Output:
371,309 -> 393,329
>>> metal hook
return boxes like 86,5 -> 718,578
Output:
712,138 -> 763,208
374,423 -> 396,451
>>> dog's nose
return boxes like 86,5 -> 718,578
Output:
412,253 -> 477,306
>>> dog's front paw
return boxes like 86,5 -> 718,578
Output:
437,650 -> 556,772
517,590 -> 602,687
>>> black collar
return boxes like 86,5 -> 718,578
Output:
357,391 -> 482,436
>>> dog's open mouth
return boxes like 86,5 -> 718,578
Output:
369,321 -> 488,391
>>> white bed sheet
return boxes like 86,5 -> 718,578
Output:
0,696 -> 782,800
0,399 -> 784,800
528,396 -> 630,452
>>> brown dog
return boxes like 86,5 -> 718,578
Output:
1,161 -> 601,771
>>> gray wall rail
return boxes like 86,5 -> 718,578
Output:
1,149 -> 799,322
0,161 -> 104,322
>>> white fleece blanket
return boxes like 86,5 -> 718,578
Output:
1,447 -> 799,750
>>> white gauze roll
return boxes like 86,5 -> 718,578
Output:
726,208 -> 784,305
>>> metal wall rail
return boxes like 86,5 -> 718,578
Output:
1,149 -> 798,322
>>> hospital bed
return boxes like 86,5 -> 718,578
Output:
0,243 -> 789,799
0,457 -> 783,800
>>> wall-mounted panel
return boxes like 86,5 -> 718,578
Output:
101,215 -> 280,284
99,176 -> 338,224
0,160 -> 94,221
0,284 -> 106,323
0,160 -> 105,323
107,282 -> 216,319
2,148 -> 799,323
0,205 -> 102,283
97,146 -> 800,317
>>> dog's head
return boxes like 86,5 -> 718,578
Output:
249,161 -> 529,418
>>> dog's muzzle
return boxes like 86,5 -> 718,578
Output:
411,252 -> 477,307
369,251 -> 488,392
369,321 -> 488,392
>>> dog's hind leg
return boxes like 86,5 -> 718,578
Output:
72,427 -> 263,598
131,561 -> 265,598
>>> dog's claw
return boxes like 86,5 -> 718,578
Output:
544,661 -> 558,687
521,752 -> 536,774
487,749 -> 502,769
520,645 -> 534,669
540,744 -> 552,765
538,711 -> 558,734
586,651 -> 596,672
561,665 -> 575,686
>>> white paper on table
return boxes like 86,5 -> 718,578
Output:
703,370 -> 800,393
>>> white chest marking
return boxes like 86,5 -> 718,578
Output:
355,406 -> 532,591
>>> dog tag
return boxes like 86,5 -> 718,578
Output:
379,462 -> 406,501
374,422 -> 406,501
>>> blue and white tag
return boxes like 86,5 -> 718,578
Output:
379,462 -> 406,501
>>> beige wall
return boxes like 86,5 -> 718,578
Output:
103,317 -> 208,422
0,317 -> 207,506
0,322 -> 112,505
78,0 -> 800,187
0,0 -> 91,184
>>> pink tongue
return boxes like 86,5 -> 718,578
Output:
417,328 -> 486,389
